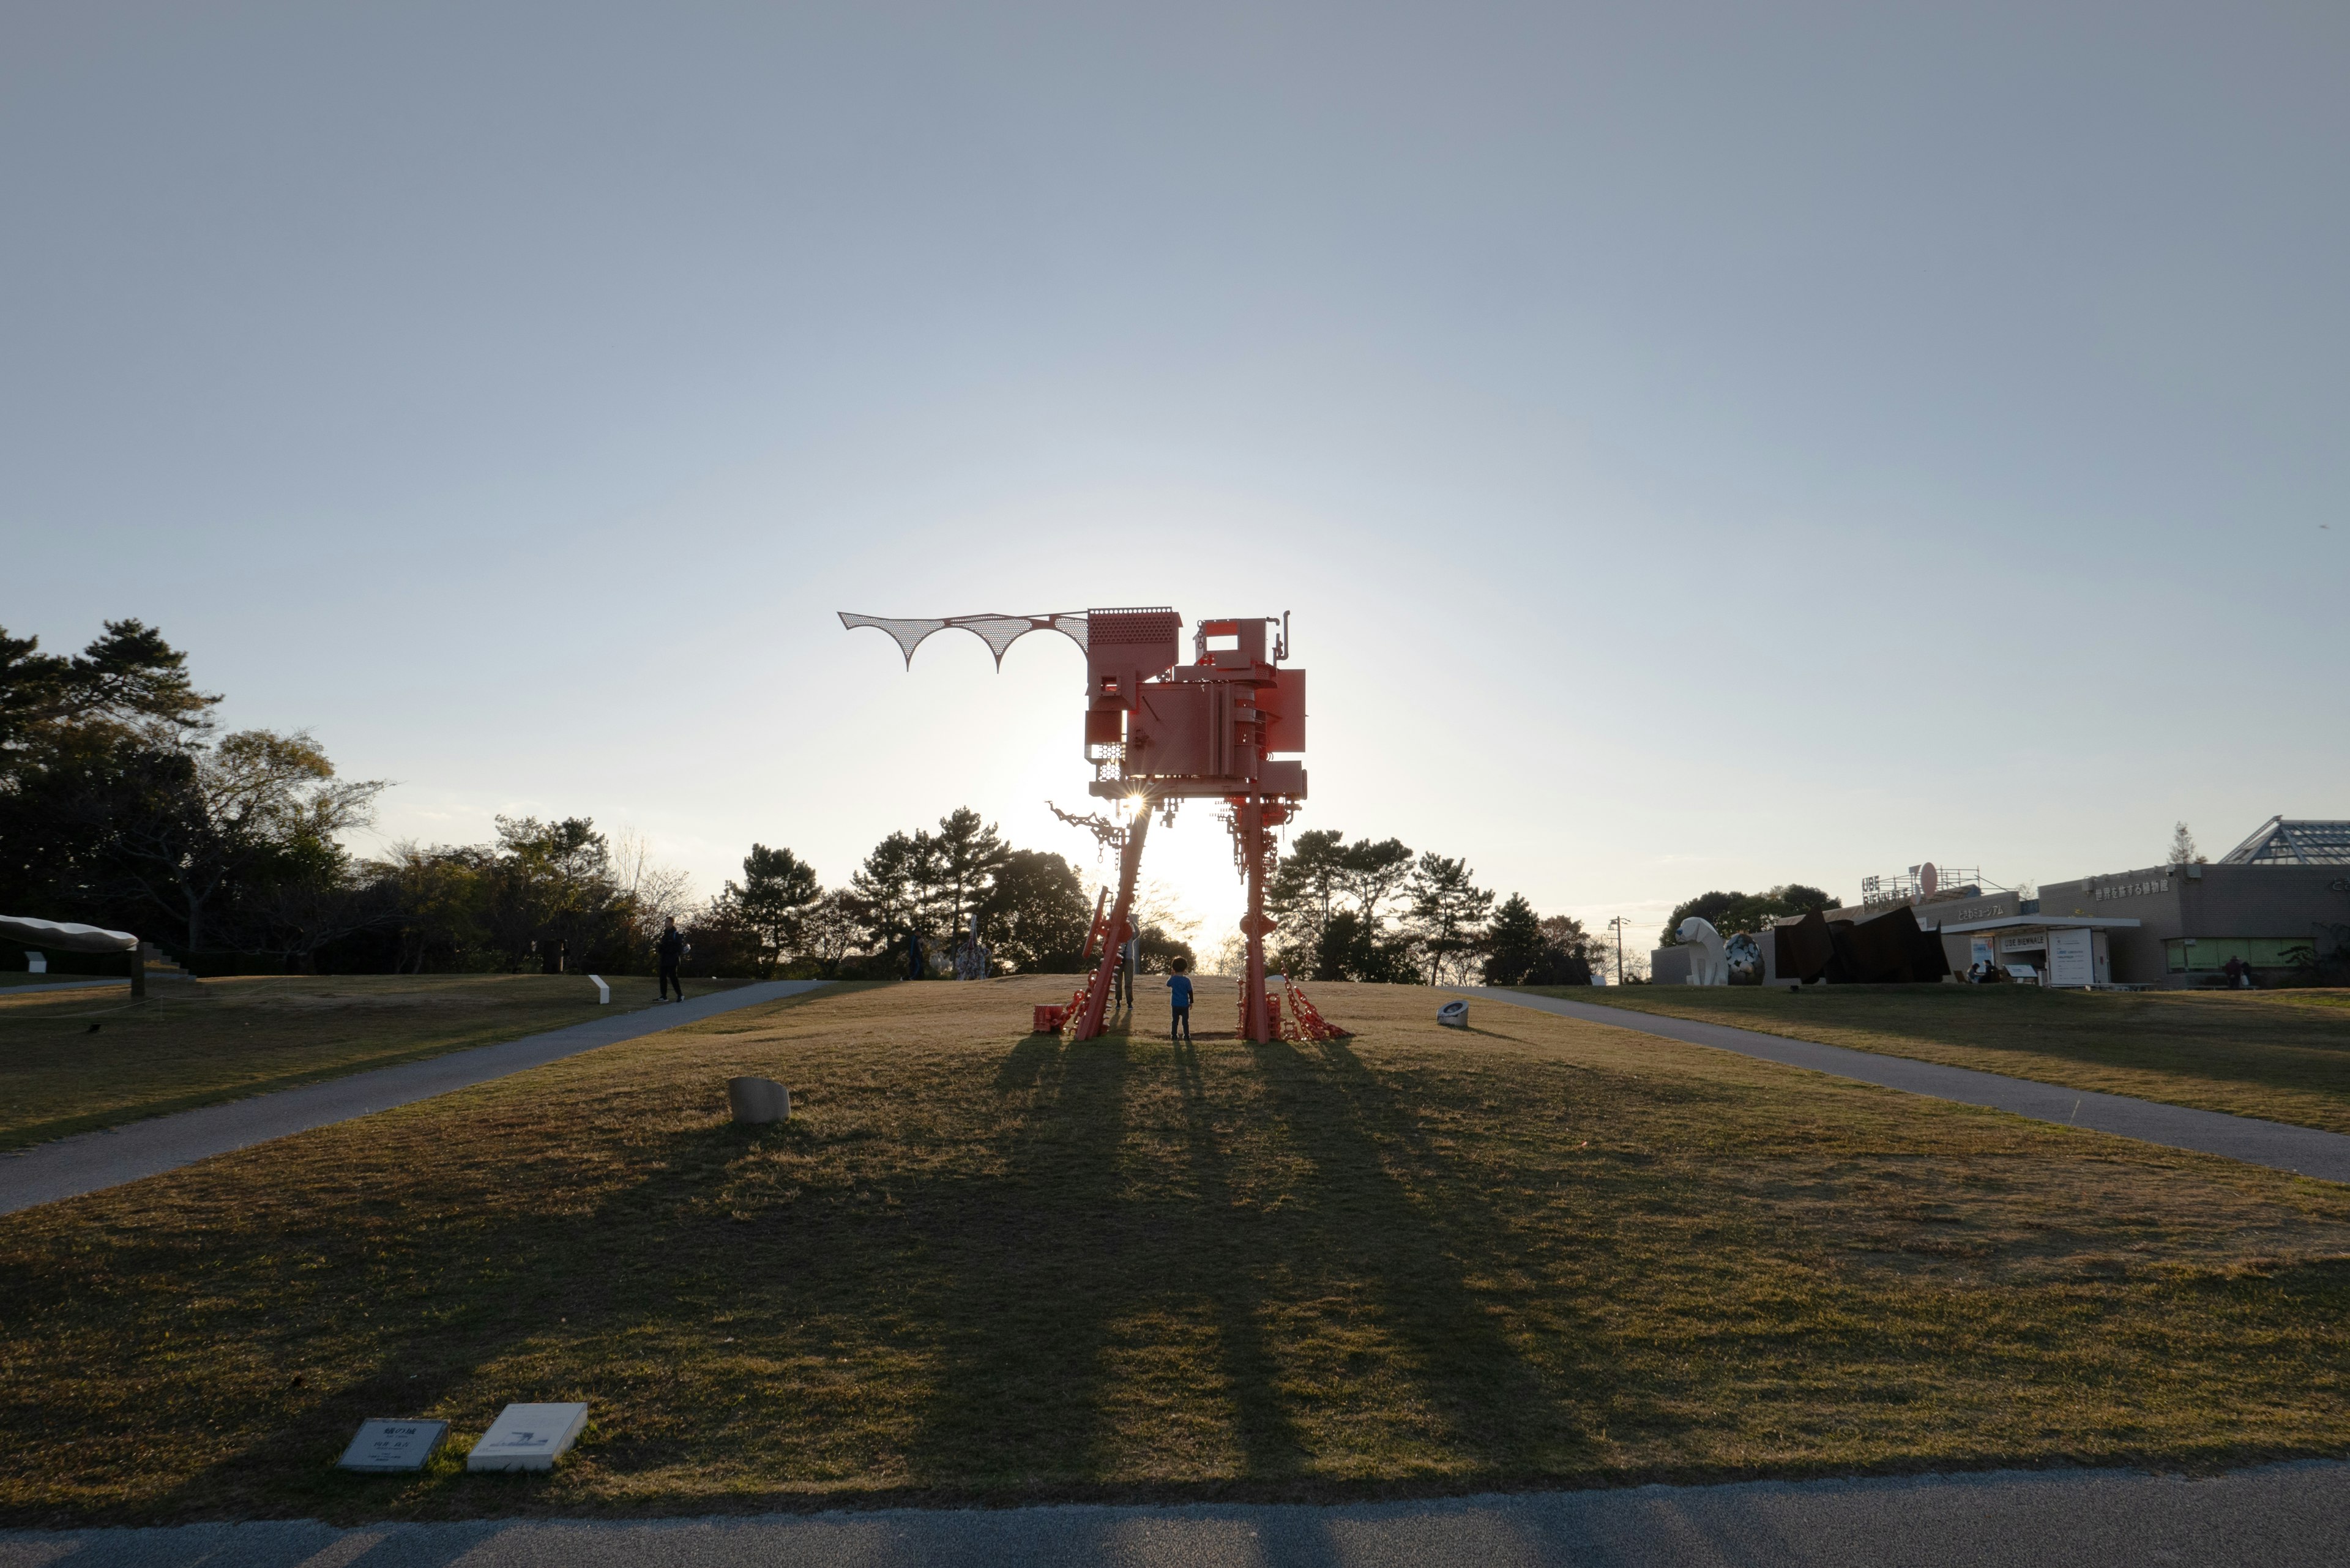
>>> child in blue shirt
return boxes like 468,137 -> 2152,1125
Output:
1166,962 -> 1194,1042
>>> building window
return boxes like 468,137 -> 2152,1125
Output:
2165,938 -> 2308,973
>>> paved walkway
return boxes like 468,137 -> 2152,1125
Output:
1462,987 -> 2350,1184
0,977 -> 129,996
0,980 -> 830,1215
2,1462 -> 2342,1566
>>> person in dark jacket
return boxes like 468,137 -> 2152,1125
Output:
657,916 -> 686,1002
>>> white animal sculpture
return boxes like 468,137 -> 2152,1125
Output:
1677,917 -> 1729,985
953,911 -> 991,980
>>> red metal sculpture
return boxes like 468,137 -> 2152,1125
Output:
839,607 -> 1316,1043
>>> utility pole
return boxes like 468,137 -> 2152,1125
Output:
1606,916 -> 1630,986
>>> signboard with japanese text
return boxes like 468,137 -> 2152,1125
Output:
2048,928 -> 2094,987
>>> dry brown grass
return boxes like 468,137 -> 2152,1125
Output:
1521,984 -> 2350,1134
1,979 -> 2344,1525
0,973 -> 731,1149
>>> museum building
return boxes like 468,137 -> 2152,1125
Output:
1781,817 -> 2350,990
1934,817 -> 2346,988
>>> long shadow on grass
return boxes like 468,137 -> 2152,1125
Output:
1244,1036 -> 1603,1474
47,1022 -> 1602,1523
895,1031 -> 1605,1488
900,1030 -> 1319,1488
103,1143 -> 770,1523
900,1034 -> 1136,1484
1165,1036 -> 1311,1476
97,1040 -> 917,1524
993,1029 -> 1067,1092
106,1032 -> 1149,1519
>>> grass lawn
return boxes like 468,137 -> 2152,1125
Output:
1,978 -> 2344,1524
0,973 -> 739,1151
1515,984 -> 2350,1136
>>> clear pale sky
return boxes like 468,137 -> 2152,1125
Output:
5,2 -> 2344,954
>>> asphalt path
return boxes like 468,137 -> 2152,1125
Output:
2,1463 -> 2343,1566
1460,986 -> 2350,1183
0,980 -> 830,1215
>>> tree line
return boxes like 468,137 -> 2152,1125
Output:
683,809 -> 1192,980
1657,885 -> 1835,948
1263,829 -> 1604,987
1,620 -> 388,968
0,621 -> 1174,979
4,619 -> 1749,985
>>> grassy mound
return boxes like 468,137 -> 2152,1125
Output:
0,980 -> 2343,1523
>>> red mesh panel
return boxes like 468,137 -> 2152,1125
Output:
1087,607 -> 1182,644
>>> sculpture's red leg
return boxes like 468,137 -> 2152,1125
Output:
1240,796 -> 1272,1043
1072,802 -> 1151,1042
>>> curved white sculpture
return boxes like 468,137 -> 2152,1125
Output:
1676,917 -> 1729,985
0,915 -> 137,953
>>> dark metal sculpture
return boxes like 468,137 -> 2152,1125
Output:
1772,905 -> 1951,985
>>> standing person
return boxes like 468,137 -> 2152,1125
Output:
657,916 -> 686,1004
1110,922 -> 1135,1010
1166,959 -> 1193,1043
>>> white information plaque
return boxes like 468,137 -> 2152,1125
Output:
466,1402 -> 589,1471
337,1418 -> 449,1472
2048,928 -> 2094,988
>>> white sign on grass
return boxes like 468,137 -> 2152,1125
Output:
466,1403 -> 589,1471
338,1419 -> 449,1472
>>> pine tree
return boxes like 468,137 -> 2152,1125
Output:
849,831 -> 930,952
1267,829 -> 1349,971
725,844 -> 821,977
931,807 -> 1009,935
976,849 -> 1093,973
1337,837 -> 1415,924
1405,852 -> 1493,985
1480,894 -> 1546,986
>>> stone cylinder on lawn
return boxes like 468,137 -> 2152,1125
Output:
727,1076 -> 791,1124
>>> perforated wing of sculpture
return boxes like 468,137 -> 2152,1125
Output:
838,611 -> 1089,669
